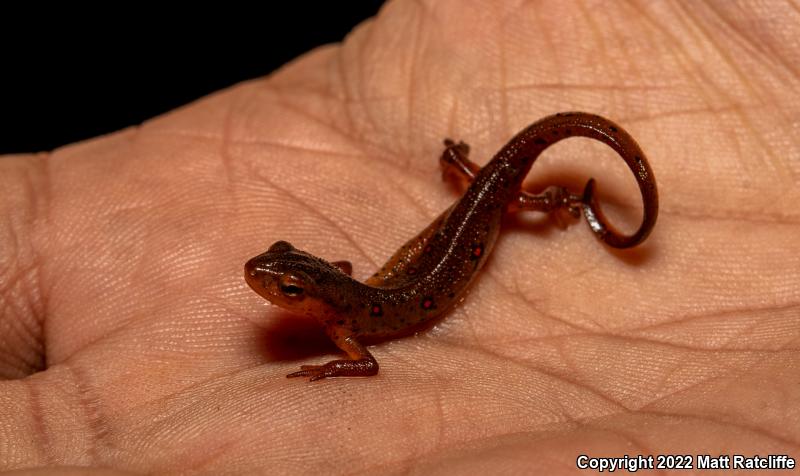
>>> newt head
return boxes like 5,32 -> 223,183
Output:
244,240 -> 346,318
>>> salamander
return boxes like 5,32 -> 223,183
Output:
244,112 -> 658,381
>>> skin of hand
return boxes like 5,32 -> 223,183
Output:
1,1 -> 798,474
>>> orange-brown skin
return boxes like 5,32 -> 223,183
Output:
244,112 -> 659,381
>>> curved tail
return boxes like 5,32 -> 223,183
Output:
524,112 -> 659,248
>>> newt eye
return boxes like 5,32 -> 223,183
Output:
278,273 -> 306,298
280,283 -> 303,296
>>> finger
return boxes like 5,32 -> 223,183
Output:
0,154 -> 48,379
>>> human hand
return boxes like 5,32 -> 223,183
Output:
2,1 -> 798,474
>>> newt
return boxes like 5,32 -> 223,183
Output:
244,112 -> 658,381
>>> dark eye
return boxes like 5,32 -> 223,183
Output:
278,272 -> 307,298
280,283 -> 304,296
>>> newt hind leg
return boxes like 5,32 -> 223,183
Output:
440,138 -> 582,217
440,139 -> 479,193
287,331 -> 378,381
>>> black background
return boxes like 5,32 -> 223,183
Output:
1,3 -> 385,154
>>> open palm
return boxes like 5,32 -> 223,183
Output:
2,1 -> 798,474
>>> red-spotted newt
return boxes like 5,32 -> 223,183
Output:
244,112 -> 658,381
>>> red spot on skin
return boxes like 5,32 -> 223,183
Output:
473,247 -> 482,257
372,306 -> 380,314
422,298 -> 433,309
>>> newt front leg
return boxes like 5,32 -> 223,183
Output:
287,330 -> 378,381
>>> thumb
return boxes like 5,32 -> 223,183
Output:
0,153 -> 48,379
